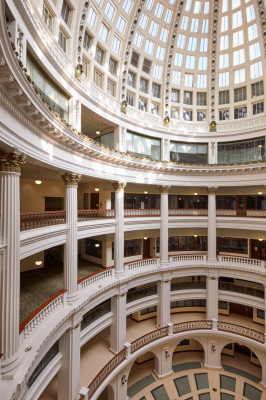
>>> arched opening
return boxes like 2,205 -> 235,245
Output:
173,338 -> 204,370
221,343 -> 262,382
98,384 -> 114,400
127,351 -> 158,398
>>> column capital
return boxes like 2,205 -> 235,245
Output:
112,181 -> 127,191
61,173 -> 81,186
0,150 -> 26,173
158,185 -> 171,193
207,186 -> 217,194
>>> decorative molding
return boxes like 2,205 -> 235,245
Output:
0,150 -> 26,173
61,173 -> 81,186
158,185 -> 171,193
256,0 -> 266,57
112,181 -> 127,191
210,0 -> 219,125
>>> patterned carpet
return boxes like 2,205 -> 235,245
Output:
20,258 -> 103,323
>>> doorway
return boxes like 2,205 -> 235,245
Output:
90,193 -> 99,209
143,238 -> 150,258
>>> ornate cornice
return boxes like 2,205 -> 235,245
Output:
61,173 -> 81,186
207,187 -> 217,194
0,150 -> 26,173
159,185 -> 171,193
112,181 -> 127,191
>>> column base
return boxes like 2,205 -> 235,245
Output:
207,258 -> 218,263
1,351 -> 21,376
115,270 -> 125,279
67,291 -> 79,304
154,369 -> 173,379
203,363 -> 222,370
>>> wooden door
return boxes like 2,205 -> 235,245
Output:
143,238 -> 150,259
250,239 -> 260,259
230,303 -> 253,318
90,193 -> 99,209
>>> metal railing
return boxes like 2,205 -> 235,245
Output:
20,211 -> 66,231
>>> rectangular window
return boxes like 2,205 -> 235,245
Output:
246,4 -> 255,22
146,0 -> 154,11
234,106 -> 247,119
197,111 -> 206,121
184,91 -> 193,105
233,10 -> 243,29
156,46 -> 165,61
198,57 -> 207,70
177,34 -> 186,49
184,74 -> 193,87
112,36 -> 121,54
154,2 -> 164,18
234,68 -> 245,84
107,80 -> 115,96
188,37 -> 197,51
234,86 -> 247,102
172,70 -> 181,85
171,107 -> 179,119
191,18 -> 199,33
233,30 -> 244,47
219,72 -> 229,87
105,1 -> 115,20
250,61 -> 263,79
149,21 -> 159,37
131,51 -> 139,68
197,92 -> 207,106
249,42 -> 261,60
99,23 -> 109,42
143,58 -> 152,74
181,16 -> 189,30
152,83 -> 160,98
253,102 -> 264,114
127,71 -> 136,87
174,52 -> 183,67
233,48 -> 245,66
108,57 -> 117,76
134,32 -> 143,48
140,77 -> 148,93
61,1 -> 70,24
116,15 -> 126,33
164,9 -> 172,24
124,239 -> 141,257
186,55 -> 195,69
84,31 -> 91,51
219,90 -> 230,105
160,27 -> 168,42
95,45 -> 104,65
183,110 -> 192,121
43,4 -> 52,31
126,91 -> 134,106
87,7 -> 96,27
82,58 -> 89,77
219,109 -> 229,120
58,30 -> 67,52
251,81 -> 264,97
145,39 -> 154,55
221,16 -> 228,32
94,69 -> 103,88
220,35 -> 229,50
202,19 -> 209,33
123,0 -> 132,14
248,24 -> 258,41
151,102 -> 159,115
138,97 -> 147,111
200,38 -> 208,52
153,64 -> 162,79
139,13 -> 148,29
219,54 -> 229,69
171,89 -> 180,103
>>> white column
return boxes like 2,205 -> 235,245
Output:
159,186 -> 171,266
0,151 -> 25,373
112,182 -> 127,277
203,337 -> 221,369
114,126 -> 126,152
207,187 -> 217,262
206,275 -> 218,320
157,275 -> 171,328
58,315 -> 82,400
110,288 -> 127,353
62,173 -> 81,302
154,346 -> 173,378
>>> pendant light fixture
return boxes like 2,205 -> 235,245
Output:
35,166 -> 42,185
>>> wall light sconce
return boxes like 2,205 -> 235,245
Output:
95,188 -> 100,192
194,192 -> 198,196
35,261 -> 42,266
211,343 -> 216,352
143,236 -> 148,240
144,191 -> 148,194
258,192 -> 262,195
121,375 -> 127,384
259,238 -> 263,242
95,242 -> 100,248
165,348 -> 170,358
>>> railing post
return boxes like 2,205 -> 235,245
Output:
124,342 -> 131,358
79,387 -> 89,400
167,322 -> 173,336
212,318 -> 218,331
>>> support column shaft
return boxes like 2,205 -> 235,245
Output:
207,188 -> 217,262
110,293 -> 127,353
159,186 -> 170,265
157,278 -> 171,328
206,276 -> 218,320
113,182 -> 126,277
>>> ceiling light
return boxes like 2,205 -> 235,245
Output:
194,192 -> 198,196
194,234 -> 198,238
35,179 -> 42,185
95,243 -> 100,247
144,191 -> 148,194
258,192 -> 262,195
259,238 -> 263,242
95,188 -> 99,191
143,236 -> 148,240
258,144 -> 263,148
35,261 -> 42,266
96,130 -> 100,135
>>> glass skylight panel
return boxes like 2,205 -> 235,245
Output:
172,70 -> 181,85
123,0 -> 132,14
112,36 -> 121,53
99,23 -> 109,42
202,19 -> 209,34
139,13 -> 148,29
204,2 -> 210,14
248,24 -> 258,41
156,46 -> 165,60
160,27 -> 168,42
221,16 -> 228,32
185,0 -> 192,12
116,15 -> 126,33
87,7 -> 96,27
191,18 -> 199,33
233,48 -> 245,65
134,32 -> 143,48
198,56 -> 207,70
188,37 -> 197,51
177,34 -> 186,49
219,71 -> 229,87
145,39 -> 154,55
249,42 -> 261,60
219,53 -> 229,69
250,61 -> 263,79
146,0 -> 154,11
174,52 -> 183,67
233,11 -> 243,29
233,30 -> 244,47
149,21 -> 159,37
194,1 -> 201,14
197,74 -> 207,88
232,0 -> 241,10
220,35 -> 229,50
105,1 -> 115,21
186,55 -> 195,69
169,0 -> 175,4
246,4 -> 255,22
181,16 -> 189,30
200,38 -> 208,52
184,73 -> 193,87
154,3 -> 164,18
153,63 -> 162,79
222,0 -> 228,12
164,9 -> 172,24
234,68 -> 245,83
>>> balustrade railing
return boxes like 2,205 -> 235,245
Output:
124,208 -> 160,217
217,321 -> 264,343
216,210 -> 237,216
170,254 -> 207,266
218,255 -> 264,267
20,211 -> 66,231
78,267 -> 114,290
169,209 -> 208,216
78,209 -> 115,221
131,327 -> 168,353
126,257 -> 160,271
173,320 -> 212,333
127,285 -> 157,303
19,290 -> 67,341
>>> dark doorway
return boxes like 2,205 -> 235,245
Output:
90,193 -> 99,209
143,238 -> 150,258
230,303 -> 253,318
45,197 -> 64,211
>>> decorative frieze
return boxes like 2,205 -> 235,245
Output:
112,181 -> 127,192
61,173 -> 81,186
159,185 -> 171,193
0,150 -> 26,173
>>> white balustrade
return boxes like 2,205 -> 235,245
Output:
246,210 -> 266,217
170,254 -> 207,267
79,268 -> 113,290
124,209 -> 160,217
218,255 -> 264,268
168,209 -> 208,216
126,258 -> 160,271
216,210 -> 237,216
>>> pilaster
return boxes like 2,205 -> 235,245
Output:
0,151 -> 25,373
61,173 -> 81,302
112,181 -> 127,277
158,186 -> 171,266
110,288 -> 127,354
114,126 -> 126,152
157,275 -> 171,328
